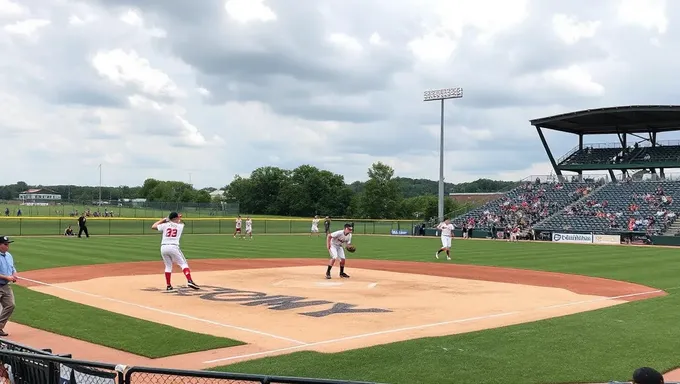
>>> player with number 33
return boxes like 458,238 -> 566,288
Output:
151,212 -> 200,291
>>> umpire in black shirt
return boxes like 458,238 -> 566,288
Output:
77,213 -> 89,238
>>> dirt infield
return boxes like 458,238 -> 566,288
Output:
10,258 -> 666,370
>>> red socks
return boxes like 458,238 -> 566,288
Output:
183,268 -> 193,281
165,272 -> 171,285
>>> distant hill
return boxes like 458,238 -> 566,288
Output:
350,177 -> 519,199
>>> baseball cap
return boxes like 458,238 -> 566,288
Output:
344,223 -> 353,230
633,367 -> 664,384
168,212 -> 179,220
0,236 -> 13,245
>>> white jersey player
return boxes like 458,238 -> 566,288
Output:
245,217 -> 253,239
151,212 -> 199,291
435,218 -> 454,260
234,215 -> 242,238
325,223 -> 353,279
310,215 -> 320,236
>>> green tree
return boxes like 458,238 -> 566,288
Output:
360,162 -> 402,219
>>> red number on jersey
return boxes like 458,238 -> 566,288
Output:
165,228 -> 178,237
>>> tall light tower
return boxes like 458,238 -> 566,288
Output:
423,87 -> 463,223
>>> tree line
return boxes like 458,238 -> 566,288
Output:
0,162 -> 517,220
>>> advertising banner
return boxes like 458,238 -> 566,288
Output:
390,229 -> 409,236
593,234 -> 620,245
552,233 -> 593,244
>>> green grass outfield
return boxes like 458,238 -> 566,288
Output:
9,234 -> 680,384
0,217 -> 418,236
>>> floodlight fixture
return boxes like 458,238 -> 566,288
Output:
423,86 -> 464,223
423,87 -> 463,101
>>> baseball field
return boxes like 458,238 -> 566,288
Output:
5,227 -> 679,384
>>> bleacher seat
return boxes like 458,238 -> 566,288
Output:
534,180 -> 680,235
453,180 -> 602,232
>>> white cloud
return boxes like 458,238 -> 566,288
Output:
120,9 -> 143,27
328,33 -> 363,52
91,49 -> 183,99
517,65 -> 605,97
0,0 -> 25,17
552,14 -> 601,44
3,18 -> 50,37
408,31 -> 457,63
617,0 -> 668,34
224,0 -> 277,23
3,0 -> 680,189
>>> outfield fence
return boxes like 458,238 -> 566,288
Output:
0,217 -> 426,237
0,338 -> 379,384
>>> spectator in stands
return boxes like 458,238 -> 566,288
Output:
632,366 -> 664,384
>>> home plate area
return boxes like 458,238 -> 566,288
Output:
28,264 -> 629,362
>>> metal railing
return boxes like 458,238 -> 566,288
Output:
0,217 -> 422,237
0,339 -> 378,384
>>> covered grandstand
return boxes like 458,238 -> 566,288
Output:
452,105 -> 680,243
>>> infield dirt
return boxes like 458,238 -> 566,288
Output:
13,258 -> 665,369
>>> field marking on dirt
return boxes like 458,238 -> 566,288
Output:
18,277 -> 308,346
202,287 -> 670,364
367,283 -> 378,289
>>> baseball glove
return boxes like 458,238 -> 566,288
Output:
346,244 -> 356,253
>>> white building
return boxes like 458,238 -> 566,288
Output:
19,188 -> 62,205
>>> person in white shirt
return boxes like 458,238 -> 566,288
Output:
325,223 -> 353,279
310,216 -> 320,236
435,218 -> 454,260
151,212 -> 199,291
245,217 -> 253,239
234,215 -> 243,238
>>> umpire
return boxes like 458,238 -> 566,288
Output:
0,236 -> 17,337
78,213 -> 89,238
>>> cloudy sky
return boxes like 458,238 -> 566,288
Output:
1,0 -> 678,189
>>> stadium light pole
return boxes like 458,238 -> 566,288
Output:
423,87 -> 463,223
98,164 -> 102,206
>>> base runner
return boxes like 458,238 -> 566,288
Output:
151,212 -> 200,291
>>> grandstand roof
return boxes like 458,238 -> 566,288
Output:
530,105 -> 680,135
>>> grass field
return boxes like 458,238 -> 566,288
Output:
8,233 -> 680,383
0,217 -> 418,236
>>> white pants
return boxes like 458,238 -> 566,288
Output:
160,245 -> 189,272
246,227 -> 252,234
311,225 -> 318,232
441,235 -> 452,248
329,245 -> 346,260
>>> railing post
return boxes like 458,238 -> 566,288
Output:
265,220 -> 268,233
109,218 -> 111,235
289,220 -> 292,233
19,218 -> 22,236
218,219 -> 221,234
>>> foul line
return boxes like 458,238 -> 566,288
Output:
202,287 -> 676,364
18,277 -> 307,346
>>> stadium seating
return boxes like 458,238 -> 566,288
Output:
560,144 -> 680,167
452,180 -> 602,231
629,145 -> 680,164
561,147 -> 622,166
534,180 -> 680,235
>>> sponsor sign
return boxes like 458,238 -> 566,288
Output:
390,229 -> 409,236
552,232 -> 593,244
593,234 -> 620,245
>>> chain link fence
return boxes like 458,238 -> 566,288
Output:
0,339 -> 380,384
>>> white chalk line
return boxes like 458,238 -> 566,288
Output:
18,277 -> 307,346
202,286 -> 679,364
367,283 -> 378,289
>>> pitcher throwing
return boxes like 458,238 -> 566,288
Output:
151,212 -> 200,291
